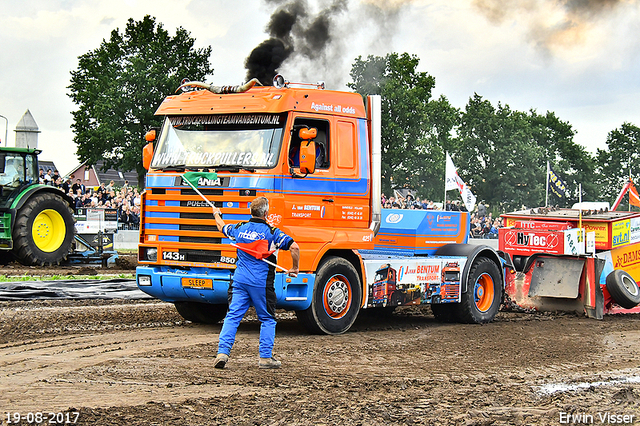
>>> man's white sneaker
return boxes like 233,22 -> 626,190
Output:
258,357 -> 281,369
214,353 -> 229,369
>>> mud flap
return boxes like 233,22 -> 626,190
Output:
528,256 -> 585,298
583,257 -> 605,319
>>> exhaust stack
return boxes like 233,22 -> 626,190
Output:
367,95 -> 382,236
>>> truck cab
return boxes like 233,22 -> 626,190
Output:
137,77 -> 504,334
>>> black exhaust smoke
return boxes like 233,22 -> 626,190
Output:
245,0 -> 345,85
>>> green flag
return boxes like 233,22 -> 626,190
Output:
182,171 -> 218,188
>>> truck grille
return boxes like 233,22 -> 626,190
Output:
143,181 -> 253,266
180,249 -> 222,263
444,284 -> 459,299
179,236 -> 221,244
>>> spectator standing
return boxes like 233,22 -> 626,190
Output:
477,201 -> 487,218
71,178 -> 85,195
43,169 -> 53,185
211,197 -> 300,370
61,178 -> 71,194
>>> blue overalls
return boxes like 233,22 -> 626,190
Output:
217,217 -> 294,358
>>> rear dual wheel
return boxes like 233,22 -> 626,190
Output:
456,257 -> 502,324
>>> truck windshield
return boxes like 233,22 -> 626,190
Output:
151,114 -> 286,169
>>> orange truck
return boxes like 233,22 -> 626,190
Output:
135,75 -> 505,334
500,207 -> 640,318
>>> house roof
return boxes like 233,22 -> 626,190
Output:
67,160 -> 139,186
38,160 -> 58,174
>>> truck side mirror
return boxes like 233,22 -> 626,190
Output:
299,140 -> 317,174
145,130 -> 156,142
142,142 -> 154,171
298,127 -> 318,174
298,127 -> 317,140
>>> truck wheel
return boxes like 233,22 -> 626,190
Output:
174,301 -> 228,324
606,270 -> 640,309
296,257 -> 361,335
390,291 -> 403,306
431,303 -> 457,322
12,192 -> 75,266
457,257 -> 502,324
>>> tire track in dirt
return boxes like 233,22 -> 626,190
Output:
2,301 -> 640,425
0,327 -> 244,413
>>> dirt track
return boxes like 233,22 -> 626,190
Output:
1,298 -> 639,426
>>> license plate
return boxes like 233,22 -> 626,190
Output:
181,278 -> 213,289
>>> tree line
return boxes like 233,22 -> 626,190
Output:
68,16 -> 640,212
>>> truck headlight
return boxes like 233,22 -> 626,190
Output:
141,247 -> 157,262
138,275 -> 152,286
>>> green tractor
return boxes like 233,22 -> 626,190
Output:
0,147 -> 75,266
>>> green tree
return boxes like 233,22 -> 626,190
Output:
455,94 -> 542,212
454,94 -> 592,213
347,53 -> 459,201
596,122 -> 640,208
68,15 -> 213,186
529,110 -> 597,206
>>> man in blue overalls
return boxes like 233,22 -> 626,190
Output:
211,196 -> 300,369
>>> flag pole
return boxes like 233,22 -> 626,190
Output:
182,176 -> 216,210
231,243 -> 288,272
629,160 -> 632,212
443,152 -> 447,210
185,175 -> 290,273
545,161 -> 549,208
578,183 -> 582,230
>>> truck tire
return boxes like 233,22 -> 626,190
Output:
296,257 -> 361,335
456,257 -> 502,324
174,301 -> 228,324
12,192 -> 75,266
430,303 -> 457,322
605,270 -> 640,309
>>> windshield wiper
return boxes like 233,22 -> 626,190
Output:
215,166 -> 240,172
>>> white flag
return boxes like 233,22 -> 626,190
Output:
445,153 -> 460,191
445,153 -> 476,211
460,184 -> 477,212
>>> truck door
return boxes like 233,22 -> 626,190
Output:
283,116 -> 335,227
334,118 -> 369,229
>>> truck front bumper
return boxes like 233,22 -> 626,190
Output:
136,265 -> 314,311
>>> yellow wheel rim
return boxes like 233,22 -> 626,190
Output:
32,209 -> 66,252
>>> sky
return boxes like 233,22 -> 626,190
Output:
1,0 -> 639,176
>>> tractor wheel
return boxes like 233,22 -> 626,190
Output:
174,301 -> 228,324
12,192 -> 75,266
296,257 -> 361,335
456,257 -> 502,324
605,270 -> 640,309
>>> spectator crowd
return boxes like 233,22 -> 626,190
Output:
38,168 -> 506,237
381,192 -> 504,239
39,168 -> 141,230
